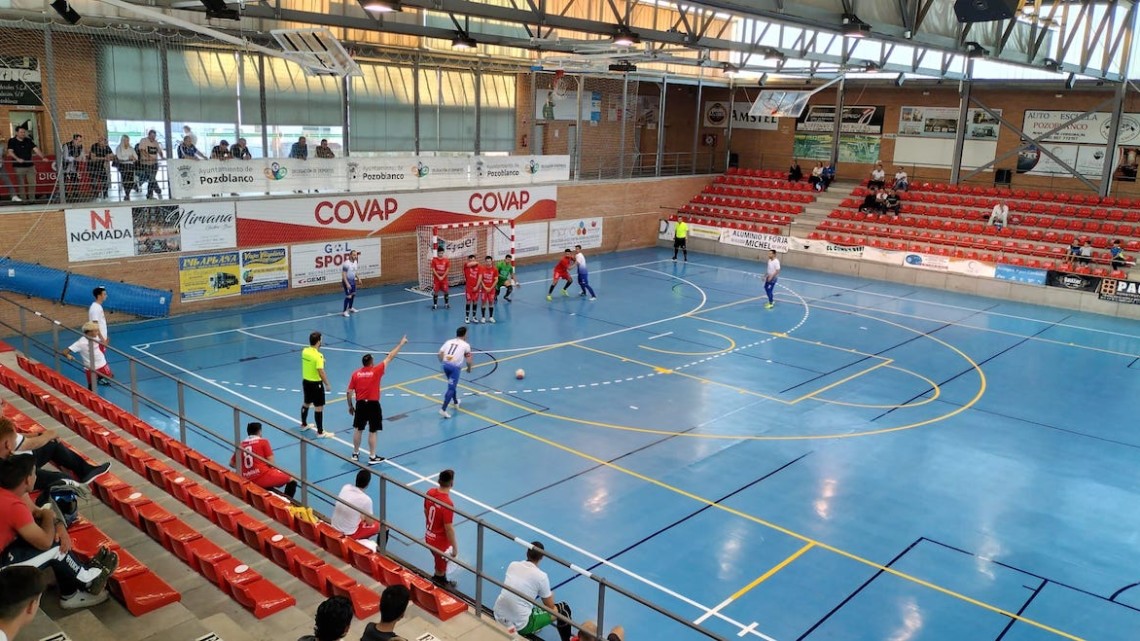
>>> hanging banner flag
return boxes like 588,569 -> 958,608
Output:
796,105 -> 885,135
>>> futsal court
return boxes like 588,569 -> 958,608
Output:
29,246 -> 1140,641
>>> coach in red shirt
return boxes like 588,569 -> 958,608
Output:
347,335 -> 407,464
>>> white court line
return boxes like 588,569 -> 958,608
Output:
138,259 -> 675,348
647,332 -> 673,341
131,342 -> 779,641
685,259 -> 1140,341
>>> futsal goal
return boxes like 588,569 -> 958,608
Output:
415,219 -> 515,292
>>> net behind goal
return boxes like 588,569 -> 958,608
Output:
416,220 -> 515,291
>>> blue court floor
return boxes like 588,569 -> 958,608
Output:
27,247 -> 1140,641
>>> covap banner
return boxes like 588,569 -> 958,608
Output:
290,239 -> 381,289
236,186 -> 557,246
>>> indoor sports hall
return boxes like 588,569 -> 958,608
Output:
2,0 -> 1140,640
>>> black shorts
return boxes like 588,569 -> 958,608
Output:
673,236 -> 687,249
353,400 -> 382,432
302,379 -> 325,406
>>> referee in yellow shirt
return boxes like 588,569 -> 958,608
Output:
672,217 -> 689,262
301,331 -> 332,437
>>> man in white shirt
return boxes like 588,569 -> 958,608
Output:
493,542 -> 572,640
341,250 -> 361,317
893,168 -> 909,190
764,249 -> 781,310
0,565 -> 48,641
331,469 -> 380,546
988,202 -> 1010,228
63,322 -> 113,388
437,327 -> 473,419
87,287 -> 109,384
574,245 -> 596,300
869,163 -> 886,189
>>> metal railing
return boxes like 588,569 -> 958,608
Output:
2,296 -> 729,641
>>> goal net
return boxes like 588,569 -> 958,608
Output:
415,219 -> 515,292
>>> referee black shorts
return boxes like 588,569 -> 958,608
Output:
673,236 -> 687,249
352,400 -> 382,432
302,379 -> 326,407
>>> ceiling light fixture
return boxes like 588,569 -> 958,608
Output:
613,27 -> 639,47
842,14 -> 871,38
608,61 -> 637,73
451,34 -> 477,50
763,48 -> 786,63
1021,0 -> 1036,15
360,0 -> 401,12
965,41 -> 989,58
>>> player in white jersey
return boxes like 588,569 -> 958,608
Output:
437,326 -> 473,418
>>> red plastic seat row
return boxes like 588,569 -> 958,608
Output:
66,518 -> 181,616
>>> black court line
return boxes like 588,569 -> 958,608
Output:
778,355 -> 880,394
993,579 -> 1046,641
549,451 -> 812,591
795,538 -> 923,641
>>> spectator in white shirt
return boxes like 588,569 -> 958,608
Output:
493,542 -> 573,641
330,470 -> 380,546
988,202 -> 1010,228
893,168 -> 909,191
869,163 -> 886,190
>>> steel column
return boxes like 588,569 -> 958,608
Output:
829,77 -> 844,164
949,61 -> 972,184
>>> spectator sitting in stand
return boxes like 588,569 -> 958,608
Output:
883,189 -> 901,217
988,202 -> 1010,228
859,189 -> 880,213
229,422 -> 298,498
493,541 -> 573,641
893,167 -> 909,191
787,160 -> 802,182
1111,239 -> 1132,271
874,188 -> 889,213
809,162 -> 824,190
0,417 -> 111,495
1079,240 -> 1093,265
0,565 -> 48,641
297,595 -> 353,641
360,585 -> 411,641
821,162 -> 835,191
331,469 -> 381,546
868,162 -> 886,190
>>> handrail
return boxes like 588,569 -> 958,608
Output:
0,294 -> 730,641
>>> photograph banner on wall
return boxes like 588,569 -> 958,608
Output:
290,239 -> 381,289
1016,144 -> 1106,176
1096,278 -> 1140,304
495,222 -> 548,259
793,134 -> 882,164
1021,110 -> 1140,145
550,218 -> 602,250
897,106 -> 1001,140
171,155 -> 571,199
0,57 -> 42,106
239,247 -> 289,295
178,251 -> 241,302
796,105 -> 885,134
236,186 -> 557,246
536,81 -> 602,122
718,228 -> 789,252
703,101 -> 779,130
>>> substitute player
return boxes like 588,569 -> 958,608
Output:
230,422 -> 298,498
438,326 -> 473,419
546,249 -> 574,300
424,468 -> 458,588
478,255 -> 499,323
462,254 -> 480,324
430,248 -> 451,310
495,254 -> 516,302
346,335 -> 407,464
574,245 -> 596,300
764,249 -> 781,310
342,249 -> 361,317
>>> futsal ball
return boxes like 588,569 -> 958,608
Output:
515,369 -> 525,380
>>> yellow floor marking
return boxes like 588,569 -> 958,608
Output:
787,359 -> 894,405
639,329 -> 737,357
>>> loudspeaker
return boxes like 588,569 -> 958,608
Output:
50,0 -> 81,24
953,0 -> 1016,23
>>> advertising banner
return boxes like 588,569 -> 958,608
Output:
290,239 -> 382,289
178,251 -> 241,302
897,106 -> 1001,140
718,228 -> 789,252
703,101 -> 780,130
789,236 -> 866,259
1016,144 -> 1106,177
536,85 -> 602,122
902,252 -> 951,271
550,218 -> 603,250
1021,110 -> 1140,145
1097,278 -> 1140,304
495,222 -> 548,259
65,206 -> 136,262
235,185 -> 557,246
170,155 -> 571,199
995,263 -> 1048,285
0,57 -> 42,106
793,134 -> 882,164
796,105 -> 885,135
1046,269 -> 1102,292
438,232 -> 479,259
239,247 -> 289,295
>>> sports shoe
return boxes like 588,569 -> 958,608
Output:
301,423 -> 315,432
475,317 -> 483,323
60,590 -> 109,610
590,297 -> 596,301
561,289 -> 569,296
90,546 -> 116,574
488,317 -> 496,323
546,295 -> 552,301
445,303 -> 450,309
465,316 -> 470,323
79,462 -> 111,484
439,408 -> 451,418
11,195 -> 21,202
432,574 -> 457,589
317,430 -> 335,438
352,450 -> 360,460
350,308 -> 359,314
368,455 -> 384,465
343,311 -> 350,317
97,377 -> 111,386
432,304 -> 437,310
453,396 -> 460,406
765,302 -> 774,310
85,549 -> 118,596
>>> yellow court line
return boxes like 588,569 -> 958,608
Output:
691,295 -> 769,315
814,363 -> 941,409
390,384 -> 1079,641
638,329 -> 737,357
389,343 -> 568,390
786,358 -> 894,405
572,343 -> 785,403
731,542 -> 815,601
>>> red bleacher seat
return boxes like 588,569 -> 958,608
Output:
409,576 -> 469,621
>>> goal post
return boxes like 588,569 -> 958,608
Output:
415,219 -> 515,292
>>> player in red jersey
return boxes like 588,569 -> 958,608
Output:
430,248 -> 451,310
478,255 -> 499,323
424,469 -> 458,588
462,254 -> 481,323
546,249 -> 575,300
229,422 -> 297,498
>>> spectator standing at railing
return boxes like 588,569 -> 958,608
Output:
6,126 -> 44,203
231,138 -> 252,160
210,140 -> 232,161
493,541 -> 574,641
177,135 -> 206,161
316,139 -> 336,159
424,468 -> 458,588
61,134 -> 84,192
114,135 -> 138,201
137,130 -> 164,199
0,140 -> 18,203
88,135 -> 112,199
360,585 -> 410,641
182,125 -> 197,148
290,136 -> 309,160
